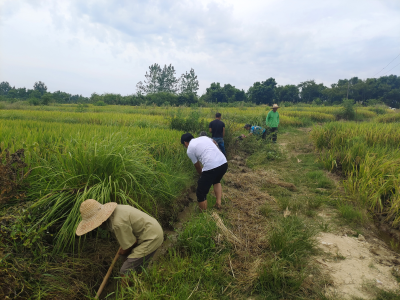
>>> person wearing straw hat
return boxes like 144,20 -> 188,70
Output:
266,104 -> 280,143
76,199 -> 163,278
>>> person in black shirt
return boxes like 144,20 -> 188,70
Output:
208,113 -> 226,156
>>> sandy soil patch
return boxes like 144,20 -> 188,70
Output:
317,232 -> 400,299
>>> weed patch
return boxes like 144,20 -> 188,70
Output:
337,203 -> 364,224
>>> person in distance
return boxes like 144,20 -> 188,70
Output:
208,112 -> 226,156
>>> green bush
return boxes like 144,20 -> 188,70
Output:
28,98 -> 41,106
93,100 -> 107,106
339,99 -> 355,120
169,110 -> 207,133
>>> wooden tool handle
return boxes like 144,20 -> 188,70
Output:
95,247 -> 121,299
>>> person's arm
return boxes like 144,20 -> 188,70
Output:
277,112 -> 279,126
209,128 -> 212,133
266,111 -> 271,127
242,132 -> 252,138
119,241 -> 137,255
194,161 -> 202,175
114,224 -> 137,256
223,127 -> 225,137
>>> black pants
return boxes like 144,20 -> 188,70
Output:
196,163 -> 228,202
268,127 -> 278,142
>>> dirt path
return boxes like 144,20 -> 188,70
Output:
218,129 -> 400,299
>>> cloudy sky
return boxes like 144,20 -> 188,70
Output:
1,0 -> 399,97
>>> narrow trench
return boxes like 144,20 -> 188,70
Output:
374,218 -> 400,254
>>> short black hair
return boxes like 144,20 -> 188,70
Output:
215,112 -> 221,118
181,133 -> 194,145
244,124 -> 251,129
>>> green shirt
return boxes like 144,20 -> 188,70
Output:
266,110 -> 279,128
108,205 -> 163,259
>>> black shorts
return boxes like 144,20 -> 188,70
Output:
196,163 -> 228,203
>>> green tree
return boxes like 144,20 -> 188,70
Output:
298,80 -> 326,103
7,88 -> 17,99
33,81 -> 47,95
137,63 -> 179,94
247,78 -> 277,105
158,64 -> 179,93
16,87 -> 28,99
276,84 -> 300,103
179,68 -> 199,95
203,82 -> 227,103
41,93 -> 53,105
0,81 -> 11,95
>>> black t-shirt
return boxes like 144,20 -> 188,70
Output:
209,119 -> 225,138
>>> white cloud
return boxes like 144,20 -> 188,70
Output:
0,0 -> 399,96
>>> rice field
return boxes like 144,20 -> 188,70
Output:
1,102 -> 399,299
310,121 -> 400,225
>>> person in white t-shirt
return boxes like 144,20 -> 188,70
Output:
181,133 -> 228,210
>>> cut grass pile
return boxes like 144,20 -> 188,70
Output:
311,122 -> 400,225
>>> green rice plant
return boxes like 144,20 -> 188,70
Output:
26,133 -> 181,252
311,121 -> 400,224
375,112 -> 400,123
282,111 -> 335,122
0,109 -> 168,127
0,118 -> 195,252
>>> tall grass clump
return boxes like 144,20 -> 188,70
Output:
25,133 -> 182,252
254,216 -> 317,299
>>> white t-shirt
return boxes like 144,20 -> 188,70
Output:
187,136 -> 227,172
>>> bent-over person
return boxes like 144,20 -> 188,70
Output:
76,199 -> 163,280
242,124 -> 267,139
181,133 -> 228,210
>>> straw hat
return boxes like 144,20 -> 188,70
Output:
76,199 -> 117,236
272,104 -> 280,109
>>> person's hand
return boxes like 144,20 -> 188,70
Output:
241,134 -> 246,138
119,248 -> 128,255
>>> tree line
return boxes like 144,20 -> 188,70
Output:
1,63 -> 399,107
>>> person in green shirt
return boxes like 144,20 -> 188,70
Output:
266,104 -> 280,143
